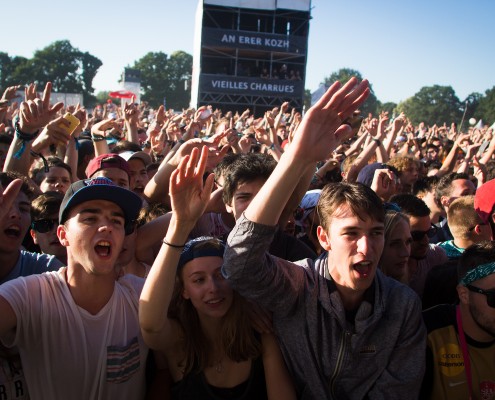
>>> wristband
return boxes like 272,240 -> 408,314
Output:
269,143 -> 275,150
372,138 -> 381,146
14,121 -> 39,159
162,238 -> 185,249
91,134 -> 105,142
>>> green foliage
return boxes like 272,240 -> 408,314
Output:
95,91 -> 111,105
397,85 -> 462,126
131,51 -> 192,109
0,41 -> 101,105
477,86 -> 495,125
323,68 -> 378,116
378,102 -> 398,116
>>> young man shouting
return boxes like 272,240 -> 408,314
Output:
222,78 -> 426,399
0,176 -> 146,399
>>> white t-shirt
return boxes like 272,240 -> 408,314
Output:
0,268 -> 147,400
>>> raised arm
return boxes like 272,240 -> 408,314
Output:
139,146 -> 214,350
245,78 -> 370,226
0,178 -> 23,336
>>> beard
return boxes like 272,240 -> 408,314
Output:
470,302 -> 495,339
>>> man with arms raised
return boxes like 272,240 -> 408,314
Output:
0,176 -> 146,399
222,78 -> 426,399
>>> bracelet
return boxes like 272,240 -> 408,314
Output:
178,139 -> 185,144
162,238 -> 185,249
14,121 -> 40,159
269,143 -> 275,150
91,134 -> 105,142
372,138 -> 381,146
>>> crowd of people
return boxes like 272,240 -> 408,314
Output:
0,78 -> 494,399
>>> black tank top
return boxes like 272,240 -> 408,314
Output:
171,357 -> 268,400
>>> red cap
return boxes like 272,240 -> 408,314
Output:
474,179 -> 495,224
85,154 -> 130,179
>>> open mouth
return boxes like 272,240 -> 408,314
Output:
354,261 -> 372,277
95,240 -> 111,257
205,298 -> 225,306
4,226 -> 21,238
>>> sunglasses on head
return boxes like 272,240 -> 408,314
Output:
31,219 -> 59,233
410,226 -> 437,241
465,284 -> 495,308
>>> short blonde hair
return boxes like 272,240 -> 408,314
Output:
448,195 -> 483,239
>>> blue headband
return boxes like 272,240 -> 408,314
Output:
177,236 -> 225,270
460,261 -> 495,285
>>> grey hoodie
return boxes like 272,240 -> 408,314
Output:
223,215 -> 426,400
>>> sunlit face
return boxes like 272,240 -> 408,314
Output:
128,158 -> 149,198
181,256 -> 233,320
445,179 -> 476,208
40,167 -> 71,194
227,178 -> 265,220
318,205 -> 384,294
0,192 -> 31,254
408,215 -> 431,260
400,164 -> 419,186
57,200 -> 125,276
380,218 -> 412,282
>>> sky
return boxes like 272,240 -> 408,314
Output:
2,0 -> 494,104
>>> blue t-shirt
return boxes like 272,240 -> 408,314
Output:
0,250 -> 63,285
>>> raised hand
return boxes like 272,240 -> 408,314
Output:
288,77 -> 369,162
0,179 -> 23,221
169,146 -> 215,225
18,82 -> 64,134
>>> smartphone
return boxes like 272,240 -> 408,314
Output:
59,112 -> 80,135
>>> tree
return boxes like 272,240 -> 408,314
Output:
322,68 -> 378,116
131,51 -> 192,109
2,41 -> 102,104
397,85 -> 462,126
0,52 -> 28,90
377,101 -> 398,117
477,86 -> 495,125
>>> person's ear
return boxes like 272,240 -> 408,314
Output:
440,195 -> 450,209
225,201 -> 234,215
30,229 -> 39,245
182,288 -> 190,300
317,226 -> 331,251
457,285 -> 469,305
57,225 -> 69,247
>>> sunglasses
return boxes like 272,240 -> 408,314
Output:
31,219 -> 58,233
465,284 -> 495,308
410,226 -> 437,241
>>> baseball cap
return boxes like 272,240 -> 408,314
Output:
357,162 -> 400,188
295,189 -> 321,226
475,179 -> 495,224
85,154 -> 130,179
118,150 -> 152,167
59,177 -> 142,234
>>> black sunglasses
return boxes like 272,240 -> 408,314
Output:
465,284 -> 495,308
410,226 -> 437,241
31,219 -> 58,233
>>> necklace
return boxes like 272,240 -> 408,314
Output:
215,359 -> 224,373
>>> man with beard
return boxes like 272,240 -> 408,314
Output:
421,241 -> 495,399
389,193 -> 447,298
